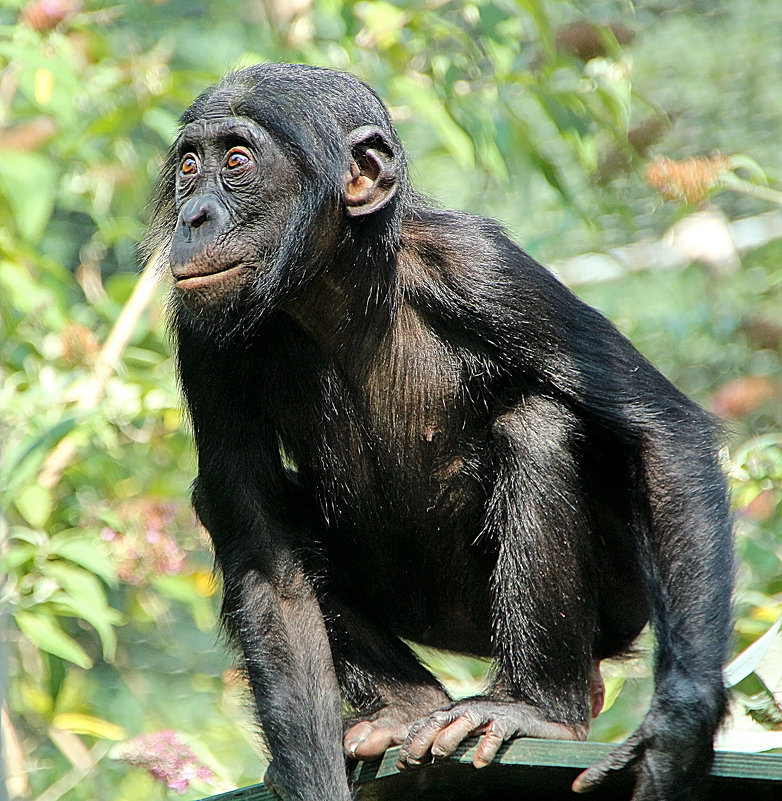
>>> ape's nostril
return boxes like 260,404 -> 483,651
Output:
182,197 -> 216,229
175,194 -> 230,242
187,206 -> 209,228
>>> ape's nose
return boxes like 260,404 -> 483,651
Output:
177,194 -> 228,239
169,193 -> 231,275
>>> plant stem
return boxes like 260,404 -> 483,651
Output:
38,254 -> 163,490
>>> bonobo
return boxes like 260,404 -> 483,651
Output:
146,63 -> 733,801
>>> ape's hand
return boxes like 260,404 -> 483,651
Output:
573,695 -> 717,800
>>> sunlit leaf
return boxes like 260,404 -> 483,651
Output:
0,540 -> 36,572
14,611 -> 92,669
0,150 -> 58,243
49,532 -> 117,585
392,76 -> 475,169
724,616 -> 782,688
52,713 -> 127,741
601,675 -> 626,714
0,417 -> 79,501
46,562 -> 122,661
14,483 -> 54,528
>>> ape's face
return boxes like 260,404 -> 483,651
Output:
165,101 -> 399,331
168,115 -> 299,312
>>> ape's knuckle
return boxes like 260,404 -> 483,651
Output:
484,726 -> 504,742
462,709 -> 484,726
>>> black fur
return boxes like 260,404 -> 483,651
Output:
147,63 -> 734,801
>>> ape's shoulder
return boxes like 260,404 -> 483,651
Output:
399,208 -> 570,306
398,207 -> 591,341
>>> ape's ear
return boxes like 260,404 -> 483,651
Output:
343,126 -> 399,217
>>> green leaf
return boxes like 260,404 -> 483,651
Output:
0,540 -> 36,572
142,107 -> 180,144
0,259 -> 55,316
45,562 -> 122,661
14,610 -> 93,669
724,616 -> 782,688
50,591 -> 120,662
123,346 -> 165,367
601,675 -> 626,714
538,92 -> 590,140
0,416 -> 78,501
49,531 -> 117,585
392,76 -> 475,169
729,154 -> 769,184
0,150 -> 58,243
52,712 -> 126,741
354,1 -> 409,48
154,574 -> 217,633
8,527 -> 47,546
14,483 -> 54,528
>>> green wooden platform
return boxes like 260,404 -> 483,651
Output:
199,739 -> 782,800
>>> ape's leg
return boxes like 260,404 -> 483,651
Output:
324,599 -> 452,761
400,397 -> 597,769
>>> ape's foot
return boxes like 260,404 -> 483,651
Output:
397,699 -> 583,770
344,685 -> 452,761
345,694 -> 452,761
344,714 -> 409,761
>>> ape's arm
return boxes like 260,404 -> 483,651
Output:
573,431 -> 733,798
413,217 -> 733,794
485,396 -> 596,725
193,478 -> 350,801
461,235 -> 734,797
178,335 -> 352,801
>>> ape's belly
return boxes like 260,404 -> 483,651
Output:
325,515 -> 496,657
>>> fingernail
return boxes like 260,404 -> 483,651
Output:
345,737 -> 365,756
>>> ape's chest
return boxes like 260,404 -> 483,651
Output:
307,361 -> 488,532
274,307 -> 493,529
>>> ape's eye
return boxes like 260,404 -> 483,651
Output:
225,148 -> 252,170
180,154 -> 198,176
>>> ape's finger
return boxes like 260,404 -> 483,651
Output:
398,711 -> 453,767
572,734 -> 644,793
430,712 -> 485,759
473,725 -> 505,768
345,720 -> 407,760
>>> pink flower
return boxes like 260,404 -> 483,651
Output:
105,503 -> 186,585
117,730 -> 213,793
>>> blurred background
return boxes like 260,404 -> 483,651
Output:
0,1 -> 780,798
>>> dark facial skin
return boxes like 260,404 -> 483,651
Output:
146,63 -> 734,801
168,117 -> 299,318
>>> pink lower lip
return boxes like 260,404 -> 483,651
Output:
174,264 -> 245,290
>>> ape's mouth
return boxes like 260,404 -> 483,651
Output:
172,261 -> 246,291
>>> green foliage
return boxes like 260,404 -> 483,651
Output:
1,1 -> 781,798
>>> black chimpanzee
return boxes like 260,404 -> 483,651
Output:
145,63 -> 733,801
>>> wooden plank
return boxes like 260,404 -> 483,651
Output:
354,738 -> 614,779
198,783 -> 277,801
198,739 -> 782,801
